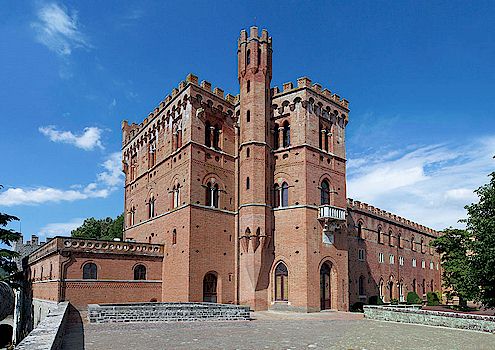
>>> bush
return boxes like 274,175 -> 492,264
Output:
406,291 -> 422,304
427,292 -> 440,306
368,295 -> 383,305
390,298 -> 399,305
435,291 -> 443,304
350,302 -> 364,312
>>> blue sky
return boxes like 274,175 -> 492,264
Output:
1,1 -> 494,243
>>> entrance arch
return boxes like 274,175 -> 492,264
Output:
203,272 -> 218,303
320,262 -> 332,310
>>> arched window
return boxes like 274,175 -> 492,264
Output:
175,129 -> 182,150
247,80 -> 250,93
246,177 -> 250,190
173,185 -> 180,209
130,153 -> 137,181
246,110 -> 250,123
282,121 -> 290,147
389,230 -> 394,246
246,49 -> 251,65
324,129 -> 329,152
274,124 -> 280,149
398,233 -> 402,248
320,179 -> 330,205
420,238 -> 424,253
422,279 -> 426,295
412,278 -> 417,293
411,236 -> 415,251
205,181 -> 219,208
246,147 -> 250,158
129,206 -> 136,226
148,140 -> 156,168
205,121 -> 211,147
203,273 -> 218,303
281,182 -> 289,207
49,263 -> 53,279
213,124 -> 221,149
134,264 -> 146,280
358,275 -> 365,296
431,279 -> 434,292
319,125 -> 323,149
274,262 -> 288,301
273,184 -> 280,207
172,229 -> 177,245
257,48 -> 261,66
83,263 -> 97,279
358,222 -> 364,239
148,194 -> 155,218
377,227 -> 382,244
379,278 -> 384,301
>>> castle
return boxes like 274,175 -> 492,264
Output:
26,27 -> 441,314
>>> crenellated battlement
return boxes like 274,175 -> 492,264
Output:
238,26 -> 272,46
122,73 -> 236,146
272,76 -> 349,109
347,198 -> 439,236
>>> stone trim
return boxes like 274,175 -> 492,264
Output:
364,305 -> 495,333
16,301 -> 69,350
88,302 -> 251,324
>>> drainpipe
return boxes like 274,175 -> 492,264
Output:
58,249 -> 73,302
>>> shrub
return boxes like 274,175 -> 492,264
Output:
435,291 -> 443,304
390,298 -> 399,305
350,302 -> 364,312
427,292 -> 440,306
406,291 -> 422,304
368,295 -> 383,305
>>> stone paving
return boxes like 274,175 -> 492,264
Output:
61,310 -> 494,350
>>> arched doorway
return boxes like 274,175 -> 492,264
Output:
320,262 -> 332,310
388,280 -> 394,302
203,272 -> 217,303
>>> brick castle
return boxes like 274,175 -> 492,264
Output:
26,27 -> 441,313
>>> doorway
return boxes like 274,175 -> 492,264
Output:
203,272 -> 217,303
320,262 -> 332,310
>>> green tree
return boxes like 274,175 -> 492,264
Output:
464,172 -> 495,308
0,186 -> 22,279
432,228 -> 477,308
71,213 -> 124,241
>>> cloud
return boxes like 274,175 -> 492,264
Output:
38,218 -> 85,238
31,3 -> 92,56
347,136 -> 495,230
0,153 -> 122,206
39,125 -> 104,150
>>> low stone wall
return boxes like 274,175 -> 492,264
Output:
364,305 -> 495,333
16,302 -> 69,350
88,302 -> 251,324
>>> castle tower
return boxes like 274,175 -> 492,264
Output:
237,26 -> 274,310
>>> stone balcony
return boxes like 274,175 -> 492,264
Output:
318,205 -> 346,221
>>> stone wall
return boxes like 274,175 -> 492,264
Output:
16,302 -> 69,350
33,298 -> 59,327
364,305 -> 495,333
88,302 -> 250,323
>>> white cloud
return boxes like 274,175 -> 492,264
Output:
0,153 -> 122,207
39,125 -> 104,150
31,3 -> 92,56
347,136 -> 495,230
38,218 -> 85,238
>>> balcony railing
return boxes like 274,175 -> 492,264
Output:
318,205 -> 346,221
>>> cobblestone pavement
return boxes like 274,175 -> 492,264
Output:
61,311 -> 494,350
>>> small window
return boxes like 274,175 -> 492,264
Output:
358,249 -> 365,261
430,261 -> 434,270
421,260 -> 426,269
172,229 -> 177,245
378,252 -> 384,263
377,228 -> 382,244
148,194 -> 156,218
247,80 -> 250,93
257,48 -> 261,66
274,124 -> 280,149
358,275 -> 365,296
281,182 -> 288,207
246,177 -> 250,190
246,49 -> 251,65
83,263 -> 97,279
389,254 -> 395,264
412,258 -> 417,267
246,148 -> 250,158
320,180 -> 330,205
134,264 -> 146,280
246,110 -> 250,123
282,121 -> 290,147
399,256 -> 404,266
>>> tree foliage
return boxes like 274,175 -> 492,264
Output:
433,171 -> 495,308
71,213 -> 124,241
464,171 -> 495,308
0,185 -> 22,278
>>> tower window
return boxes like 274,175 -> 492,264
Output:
172,185 -> 180,209
246,148 -> 250,158
274,124 -> 280,149
148,194 -> 155,218
205,121 -> 211,147
172,229 -> 177,245
282,121 -> 290,147
246,177 -> 250,190
257,48 -> 261,66
206,181 -> 219,208
320,179 -> 330,205
213,124 -> 221,149
247,80 -> 250,93
246,110 -> 250,123
246,49 -> 251,65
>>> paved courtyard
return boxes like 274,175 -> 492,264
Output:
61,311 -> 494,350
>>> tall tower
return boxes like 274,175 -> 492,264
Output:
237,26 -> 274,310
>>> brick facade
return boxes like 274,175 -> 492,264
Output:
26,26 -> 441,312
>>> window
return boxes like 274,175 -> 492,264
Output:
399,281 -> 404,302
421,260 -> 425,269
274,262 -> 288,301
213,124 -> 221,149
429,261 -> 434,270
281,182 -> 288,207
398,233 -> 402,248
412,258 -> 417,267
430,279 -> 434,292
173,185 -> 180,209
134,264 -> 146,280
83,263 -> 97,279
205,181 -> 219,208
377,228 -> 382,244
412,279 -> 417,293
273,184 -> 280,207
246,110 -> 250,123
129,206 -> 136,226
148,194 -> 155,218
274,124 -> 280,149
172,229 -> 177,245
246,148 -> 250,158
389,230 -> 394,246
203,273 -> 218,303
282,121 -> 290,147
246,49 -> 251,65
247,80 -> 250,93
257,48 -> 261,66
379,279 -> 384,301
389,254 -> 395,265
420,238 -> 425,253
130,153 -> 137,181
399,256 -> 404,266
148,140 -> 156,168
358,249 -> 365,261
411,236 -> 416,251
436,263 -> 439,270
246,177 -> 250,190
175,129 -> 182,150
422,279 -> 426,295
358,275 -> 365,296
357,222 -> 364,239
378,252 -> 384,263
320,180 -> 330,205
205,121 -> 211,147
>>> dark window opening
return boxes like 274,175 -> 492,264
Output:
83,263 -> 97,279
134,264 -> 146,280
320,180 -> 330,205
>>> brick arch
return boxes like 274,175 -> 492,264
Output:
80,260 -> 99,270
269,257 -> 291,302
318,257 -> 340,310
201,173 -> 226,192
274,172 -> 292,186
